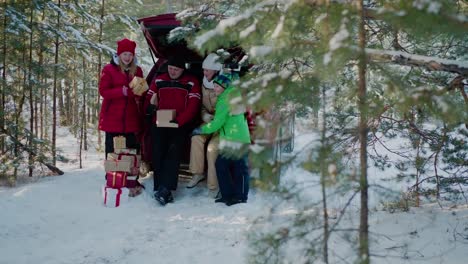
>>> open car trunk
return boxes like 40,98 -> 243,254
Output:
137,13 -> 294,180
137,13 -> 204,83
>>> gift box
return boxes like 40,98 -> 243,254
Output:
126,175 -> 139,188
107,153 -> 140,176
104,159 -> 132,173
102,186 -> 129,207
129,76 -> 149,96
106,171 -> 128,188
156,109 -> 178,128
114,148 -> 138,155
107,153 -> 141,167
113,136 -> 126,149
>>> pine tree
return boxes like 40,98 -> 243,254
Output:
179,0 -> 468,262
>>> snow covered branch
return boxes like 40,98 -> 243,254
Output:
366,48 -> 468,76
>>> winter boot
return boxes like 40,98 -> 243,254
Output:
186,174 -> 206,188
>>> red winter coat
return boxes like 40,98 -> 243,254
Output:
98,62 -> 144,133
144,72 -> 201,127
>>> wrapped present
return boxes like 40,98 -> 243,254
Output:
129,76 -> 149,96
107,153 -> 140,175
126,175 -> 139,188
107,153 -> 141,168
106,171 -> 128,188
156,109 -> 178,128
114,148 -> 138,155
102,186 -> 129,207
104,159 -> 132,173
113,136 -> 126,149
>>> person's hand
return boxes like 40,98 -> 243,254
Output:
123,86 -> 135,98
150,93 -> 158,106
191,127 -> 202,136
169,120 -> 178,124
122,86 -> 129,96
127,87 -> 135,98
202,113 -> 213,123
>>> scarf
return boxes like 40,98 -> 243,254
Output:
203,76 -> 215,89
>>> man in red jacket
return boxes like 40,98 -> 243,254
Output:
144,57 -> 201,205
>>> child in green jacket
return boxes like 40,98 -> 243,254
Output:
192,74 -> 251,206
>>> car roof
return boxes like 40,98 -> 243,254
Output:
137,13 -> 202,62
137,13 -> 180,29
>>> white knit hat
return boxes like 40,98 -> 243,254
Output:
202,53 -> 222,71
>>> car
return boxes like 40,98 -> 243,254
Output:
137,13 -> 249,178
137,13 -> 294,181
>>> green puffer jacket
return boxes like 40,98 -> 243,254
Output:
200,86 -> 251,146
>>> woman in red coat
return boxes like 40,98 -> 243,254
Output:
98,38 -> 144,196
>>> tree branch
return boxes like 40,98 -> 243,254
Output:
366,48 -> 468,76
1,128 -> 64,175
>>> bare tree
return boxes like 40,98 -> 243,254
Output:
27,1 -> 34,177
52,0 -> 61,166
357,0 -> 369,263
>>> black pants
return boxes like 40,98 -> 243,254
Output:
151,125 -> 190,191
216,154 -> 250,201
105,132 -> 139,158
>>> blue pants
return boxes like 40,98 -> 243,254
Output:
215,154 -> 249,201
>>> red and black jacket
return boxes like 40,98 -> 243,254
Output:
144,72 -> 201,127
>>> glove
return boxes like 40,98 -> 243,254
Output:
150,93 -> 158,106
191,127 -> 202,136
202,113 -> 213,123
146,105 -> 155,122
169,119 -> 178,124
122,86 -> 135,98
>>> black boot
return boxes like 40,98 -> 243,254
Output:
154,187 -> 174,206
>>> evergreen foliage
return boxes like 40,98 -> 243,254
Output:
176,0 -> 467,262
0,0 -> 164,184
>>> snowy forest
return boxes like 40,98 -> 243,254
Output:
1,0 -> 467,264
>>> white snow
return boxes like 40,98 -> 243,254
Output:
271,15 -> 285,39
1,126 -> 467,263
239,20 -> 257,39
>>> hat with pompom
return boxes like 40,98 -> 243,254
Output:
202,53 -> 222,71
213,74 -> 233,89
117,38 -> 137,55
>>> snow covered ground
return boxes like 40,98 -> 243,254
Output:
0,127 -> 467,264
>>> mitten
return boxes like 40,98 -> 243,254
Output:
191,127 -> 202,136
202,113 -> 213,123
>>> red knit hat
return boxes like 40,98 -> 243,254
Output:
117,38 -> 136,55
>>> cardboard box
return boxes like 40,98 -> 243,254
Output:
156,109 -> 178,128
126,175 -> 139,188
104,159 -> 132,173
114,148 -> 138,155
129,76 -> 149,96
106,171 -> 128,188
113,136 -> 126,149
107,153 -> 141,167
102,186 -> 129,207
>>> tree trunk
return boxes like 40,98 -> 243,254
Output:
28,2 -> 34,177
1,4 -> 7,154
357,0 -> 369,263
320,2 -> 331,263
96,0 -> 105,148
320,85 -> 329,264
52,0 -> 61,166
64,78 -> 71,126
82,56 -> 88,150
58,76 -> 64,125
